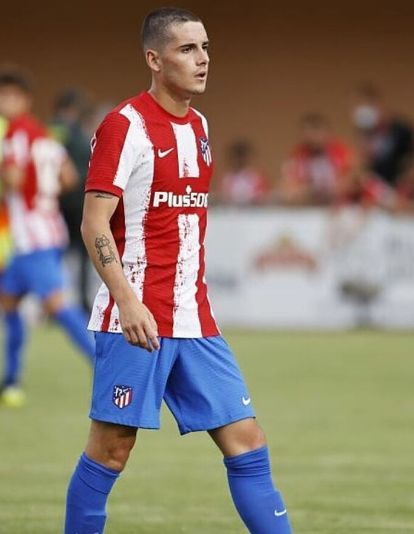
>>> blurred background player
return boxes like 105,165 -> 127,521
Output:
0,69 -> 95,406
50,88 -> 94,313
216,139 -> 271,206
279,113 -> 355,206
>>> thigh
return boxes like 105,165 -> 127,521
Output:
164,336 -> 255,435
23,249 -> 66,299
90,333 -> 178,429
0,255 -> 27,298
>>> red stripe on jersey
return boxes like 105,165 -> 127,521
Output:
102,295 -> 115,331
23,163 -> 38,210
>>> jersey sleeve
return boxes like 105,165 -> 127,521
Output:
85,111 -> 138,197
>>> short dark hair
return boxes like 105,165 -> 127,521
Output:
0,68 -> 32,93
141,7 -> 202,50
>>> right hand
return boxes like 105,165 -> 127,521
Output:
118,296 -> 160,352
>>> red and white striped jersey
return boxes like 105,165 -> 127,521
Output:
2,115 -> 69,253
86,91 -> 219,338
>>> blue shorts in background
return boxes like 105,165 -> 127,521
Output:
1,248 -> 66,299
90,334 -> 255,434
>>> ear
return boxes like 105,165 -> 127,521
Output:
145,49 -> 161,73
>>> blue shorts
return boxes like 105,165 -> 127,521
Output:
1,248 -> 66,299
90,333 -> 255,434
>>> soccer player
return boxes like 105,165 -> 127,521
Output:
0,70 -> 95,406
64,7 -> 292,533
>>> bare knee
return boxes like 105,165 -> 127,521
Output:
0,293 -> 22,313
42,290 -> 66,316
85,421 -> 137,472
247,423 -> 267,451
209,418 -> 267,457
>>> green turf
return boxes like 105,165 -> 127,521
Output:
1,326 -> 414,533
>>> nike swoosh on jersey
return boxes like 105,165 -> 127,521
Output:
242,396 -> 251,406
158,147 -> 175,158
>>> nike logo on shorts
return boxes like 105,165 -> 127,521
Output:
274,508 -> 287,517
242,396 -> 251,406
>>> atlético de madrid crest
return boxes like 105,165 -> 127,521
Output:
199,137 -> 212,166
113,385 -> 133,409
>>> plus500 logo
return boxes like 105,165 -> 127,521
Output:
153,186 -> 208,208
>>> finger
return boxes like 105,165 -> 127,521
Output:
143,322 -> 160,351
146,335 -> 160,352
147,332 -> 160,351
136,327 -> 151,352
124,326 -> 140,346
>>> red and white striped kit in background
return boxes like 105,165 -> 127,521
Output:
85,91 -> 219,338
2,115 -> 69,253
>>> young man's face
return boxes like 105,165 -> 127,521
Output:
156,21 -> 209,98
0,85 -> 31,119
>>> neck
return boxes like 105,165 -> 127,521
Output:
148,84 -> 191,118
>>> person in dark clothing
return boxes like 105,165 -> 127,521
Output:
351,83 -> 414,188
50,89 -> 94,312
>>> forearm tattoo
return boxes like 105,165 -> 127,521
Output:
95,234 -> 118,267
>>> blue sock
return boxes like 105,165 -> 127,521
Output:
65,453 -> 120,534
3,311 -> 25,387
54,307 -> 95,364
224,446 -> 292,534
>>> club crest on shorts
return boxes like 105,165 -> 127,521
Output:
199,137 -> 212,166
113,385 -> 133,409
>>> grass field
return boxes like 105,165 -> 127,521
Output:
1,326 -> 413,533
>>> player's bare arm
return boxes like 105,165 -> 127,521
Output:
81,191 -> 159,351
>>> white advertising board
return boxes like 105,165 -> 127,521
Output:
206,207 -> 414,329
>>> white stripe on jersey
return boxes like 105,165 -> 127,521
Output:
173,214 -> 202,337
8,195 -> 31,251
171,123 -> 200,178
89,283 -> 112,330
89,105 -> 156,332
32,138 -> 64,201
113,105 -> 142,190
